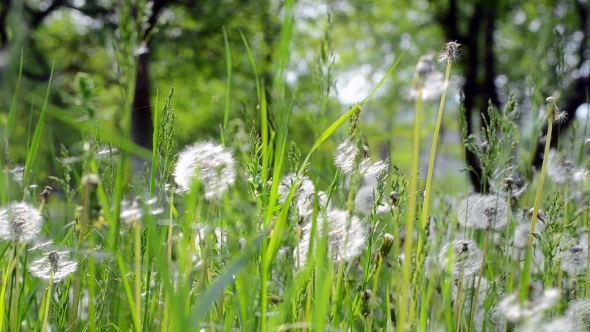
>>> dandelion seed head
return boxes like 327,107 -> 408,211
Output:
565,299 -> 590,331
561,241 -> 588,275
515,317 -> 575,332
277,173 -> 315,204
499,288 -> 560,322
354,185 -> 391,215
513,222 -> 542,249
457,194 -> 508,230
294,209 -> 367,268
173,141 -> 237,200
547,150 -> 586,184
437,41 -> 461,63
359,159 -> 389,177
28,250 -> 78,283
438,240 -> 483,277
491,167 -> 527,198
0,202 -> 44,243
334,138 -> 358,173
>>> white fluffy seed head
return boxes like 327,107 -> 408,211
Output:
438,240 -> 483,278
547,150 -> 587,184
28,251 -> 78,283
354,185 -> 391,215
498,288 -> 560,322
457,194 -> 509,230
173,141 -> 236,200
334,138 -> 358,174
294,209 -> 367,268
276,173 -> 321,217
561,241 -> 588,275
0,202 -> 44,243
565,299 -> 590,331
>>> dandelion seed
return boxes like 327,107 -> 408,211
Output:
561,241 -> 588,275
438,240 -> 483,277
457,194 -> 509,230
28,251 -> 78,283
565,299 -> 590,331
334,138 -> 358,174
555,109 -> 568,124
0,202 -> 44,243
437,41 -> 461,63
294,209 -> 367,268
173,141 -> 237,200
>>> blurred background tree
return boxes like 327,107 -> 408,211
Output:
0,0 -> 589,193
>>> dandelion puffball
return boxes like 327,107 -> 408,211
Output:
0,202 -> 44,243
173,141 -> 237,200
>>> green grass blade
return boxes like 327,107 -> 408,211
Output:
22,64 -> 54,191
150,90 -> 160,197
223,26 -> 232,129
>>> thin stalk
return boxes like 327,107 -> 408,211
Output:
418,60 -> 453,258
9,244 -> 20,332
454,263 -> 466,327
397,89 -> 423,332
134,222 -> 143,332
40,272 -> 55,332
505,195 -> 514,293
521,101 -> 555,301
469,229 -> 491,329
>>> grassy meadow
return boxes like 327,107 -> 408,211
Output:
2,3 -> 590,332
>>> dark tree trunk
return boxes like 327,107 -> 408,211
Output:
435,0 -> 499,193
131,49 -> 153,152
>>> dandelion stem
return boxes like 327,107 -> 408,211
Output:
40,271 -> 55,332
418,59 -> 453,257
398,89 -> 422,332
521,99 -> 555,302
469,229 -> 490,329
